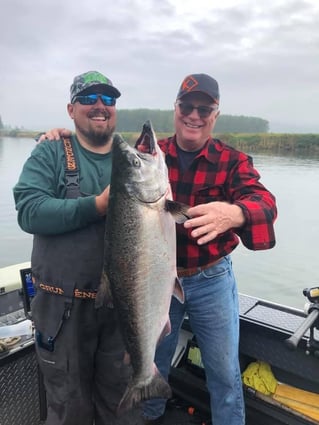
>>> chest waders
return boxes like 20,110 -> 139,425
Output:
29,138 -> 141,425
31,137 -> 105,352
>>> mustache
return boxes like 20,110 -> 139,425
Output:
87,108 -> 110,120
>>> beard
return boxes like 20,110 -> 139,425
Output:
74,121 -> 116,147
74,107 -> 116,147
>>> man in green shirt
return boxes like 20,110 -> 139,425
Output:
13,71 -> 141,425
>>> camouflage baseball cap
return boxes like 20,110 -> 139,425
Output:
70,71 -> 121,103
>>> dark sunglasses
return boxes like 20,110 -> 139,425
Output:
176,101 -> 218,118
73,94 -> 116,106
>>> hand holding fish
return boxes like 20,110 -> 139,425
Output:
95,185 -> 110,216
184,202 -> 245,245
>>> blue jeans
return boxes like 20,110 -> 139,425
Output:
143,256 -> 245,425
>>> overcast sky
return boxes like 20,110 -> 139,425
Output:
1,0 -> 318,132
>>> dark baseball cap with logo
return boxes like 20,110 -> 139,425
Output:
176,73 -> 220,104
70,71 -> 121,103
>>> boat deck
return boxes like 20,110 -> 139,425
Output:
1,284 -> 319,425
161,399 -> 211,425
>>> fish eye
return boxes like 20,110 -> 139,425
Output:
132,156 -> 141,167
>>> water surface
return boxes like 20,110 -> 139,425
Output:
1,137 -> 318,309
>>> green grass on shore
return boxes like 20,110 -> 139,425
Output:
2,131 -> 319,155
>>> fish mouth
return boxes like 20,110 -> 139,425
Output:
134,120 -> 156,155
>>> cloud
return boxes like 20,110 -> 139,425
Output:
1,0 -> 318,132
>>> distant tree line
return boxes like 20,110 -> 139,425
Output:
2,112 -> 319,157
216,115 -> 269,133
117,109 -> 174,132
0,110 -> 268,134
116,109 -> 269,133
220,132 -> 319,156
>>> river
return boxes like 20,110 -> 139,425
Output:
1,137 -> 319,310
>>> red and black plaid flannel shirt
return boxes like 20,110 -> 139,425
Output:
159,135 -> 277,269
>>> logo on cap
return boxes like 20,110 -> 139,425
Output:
181,76 -> 199,93
81,71 -> 109,85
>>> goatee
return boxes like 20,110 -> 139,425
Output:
76,124 -> 115,148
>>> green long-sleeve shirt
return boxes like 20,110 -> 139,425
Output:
13,135 -> 112,235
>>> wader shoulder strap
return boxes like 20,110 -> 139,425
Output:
62,137 -> 81,199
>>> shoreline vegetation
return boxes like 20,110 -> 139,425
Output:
1,131 -> 319,157
1,111 -> 318,156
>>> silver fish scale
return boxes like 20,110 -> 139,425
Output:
104,124 -> 176,411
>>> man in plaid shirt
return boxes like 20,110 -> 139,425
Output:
143,74 -> 277,425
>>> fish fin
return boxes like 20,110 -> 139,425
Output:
165,200 -> 192,224
158,320 -> 171,344
172,277 -> 185,304
95,271 -> 114,309
116,366 -> 172,415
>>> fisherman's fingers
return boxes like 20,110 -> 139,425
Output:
37,128 -> 72,142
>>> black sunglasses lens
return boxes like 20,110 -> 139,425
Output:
178,103 -> 214,118
197,106 -> 213,118
178,103 -> 194,116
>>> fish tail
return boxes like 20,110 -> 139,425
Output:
117,369 -> 172,415
95,272 -> 113,309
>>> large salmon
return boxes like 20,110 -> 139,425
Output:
98,121 -> 188,414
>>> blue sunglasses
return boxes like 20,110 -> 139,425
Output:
73,94 -> 116,106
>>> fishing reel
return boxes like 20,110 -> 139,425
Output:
285,287 -> 319,356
